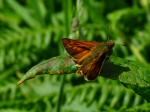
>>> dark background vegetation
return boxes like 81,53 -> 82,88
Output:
0,0 -> 150,112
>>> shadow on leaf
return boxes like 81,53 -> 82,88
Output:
101,61 -> 130,79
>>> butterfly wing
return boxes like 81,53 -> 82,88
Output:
62,38 -> 100,64
77,49 -> 108,80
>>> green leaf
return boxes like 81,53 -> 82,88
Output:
18,55 -> 150,101
18,55 -> 77,85
102,56 -> 150,101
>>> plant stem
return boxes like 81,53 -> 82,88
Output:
56,0 -> 71,112
56,75 -> 66,112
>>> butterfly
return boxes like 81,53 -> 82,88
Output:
62,38 -> 115,80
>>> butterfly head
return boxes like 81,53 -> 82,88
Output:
105,41 -> 115,49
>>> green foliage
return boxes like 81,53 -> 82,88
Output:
0,0 -> 150,111
102,56 -> 150,101
19,55 -> 150,102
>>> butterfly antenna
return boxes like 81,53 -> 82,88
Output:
105,24 -> 112,41
106,34 -> 109,41
115,39 -> 127,46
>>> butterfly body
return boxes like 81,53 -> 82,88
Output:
62,38 -> 114,80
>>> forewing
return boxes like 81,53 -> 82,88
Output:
62,38 -> 100,64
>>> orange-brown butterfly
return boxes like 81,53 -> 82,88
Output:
62,38 -> 115,80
